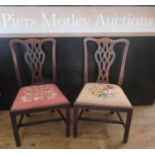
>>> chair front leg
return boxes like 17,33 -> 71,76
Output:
73,107 -> 78,137
123,109 -> 133,143
66,107 -> 70,137
10,112 -> 21,147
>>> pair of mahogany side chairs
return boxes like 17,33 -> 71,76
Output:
9,37 -> 133,147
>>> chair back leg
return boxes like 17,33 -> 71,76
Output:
66,107 -> 70,137
73,107 -> 78,137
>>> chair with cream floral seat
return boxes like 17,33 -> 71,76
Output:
73,37 -> 133,143
9,38 -> 70,147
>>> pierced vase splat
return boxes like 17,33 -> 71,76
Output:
94,42 -> 115,83
24,43 -> 45,83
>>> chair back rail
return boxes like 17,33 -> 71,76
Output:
9,38 -> 56,87
83,38 -> 129,86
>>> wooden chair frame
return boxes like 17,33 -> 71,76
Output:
73,38 -> 133,143
9,38 -> 70,147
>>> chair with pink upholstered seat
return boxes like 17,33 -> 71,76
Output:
9,38 -> 70,147
73,37 -> 133,143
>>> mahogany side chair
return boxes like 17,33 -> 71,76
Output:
73,38 -> 133,143
9,38 -> 70,147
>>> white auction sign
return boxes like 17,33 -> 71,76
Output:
0,6 -> 155,37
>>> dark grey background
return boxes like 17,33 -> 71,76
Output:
0,37 -> 155,109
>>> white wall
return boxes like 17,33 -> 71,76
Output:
0,6 -> 155,37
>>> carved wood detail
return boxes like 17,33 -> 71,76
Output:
9,38 -> 56,87
83,38 -> 129,85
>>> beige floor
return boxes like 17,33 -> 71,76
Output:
0,104 -> 155,149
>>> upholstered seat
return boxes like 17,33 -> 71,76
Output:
73,37 -> 133,143
9,38 -> 70,147
11,84 -> 69,111
75,83 -> 132,108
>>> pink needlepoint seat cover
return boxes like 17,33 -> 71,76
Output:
11,84 -> 69,111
